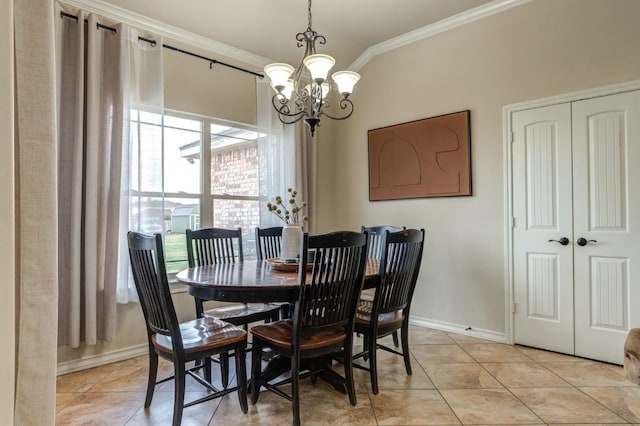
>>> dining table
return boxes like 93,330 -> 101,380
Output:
175,258 -> 381,305
175,258 -> 381,394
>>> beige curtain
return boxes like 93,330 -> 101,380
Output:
56,8 -> 124,347
13,0 -> 58,423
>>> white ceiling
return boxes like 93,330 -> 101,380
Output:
94,0 -> 494,71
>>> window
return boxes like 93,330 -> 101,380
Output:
129,109 -> 264,277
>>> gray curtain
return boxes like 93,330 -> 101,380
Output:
56,7 -> 124,347
14,0 -> 58,422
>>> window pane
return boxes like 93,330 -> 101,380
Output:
213,199 -> 259,259
164,117 -> 201,194
138,122 -> 163,192
165,198 -> 200,274
131,196 -> 168,235
210,123 -> 259,196
130,196 -> 198,274
164,233 -> 188,275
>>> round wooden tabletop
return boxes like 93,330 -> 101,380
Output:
176,259 -> 380,303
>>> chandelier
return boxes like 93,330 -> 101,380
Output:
263,0 -> 361,137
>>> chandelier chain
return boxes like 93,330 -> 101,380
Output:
307,0 -> 312,30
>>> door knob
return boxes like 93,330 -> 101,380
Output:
576,237 -> 597,246
548,237 -> 570,246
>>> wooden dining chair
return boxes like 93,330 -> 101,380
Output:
360,225 -> 405,348
127,231 -> 248,426
255,226 -> 283,260
186,227 -> 282,386
361,225 -> 405,260
352,228 -> 425,394
250,231 -> 368,426
255,226 -> 292,318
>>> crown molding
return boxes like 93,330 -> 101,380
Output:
57,0 -> 273,69
349,0 -> 531,71
58,0 -> 529,73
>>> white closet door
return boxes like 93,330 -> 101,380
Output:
572,90 -> 640,364
512,103 -> 575,354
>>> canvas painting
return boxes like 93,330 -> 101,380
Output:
368,110 -> 472,201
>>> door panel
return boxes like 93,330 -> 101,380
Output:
588,111 -> 626,230
572,90 -> 640,364
590,256 -> 627,330
526,253 -> 559,320
512,103 -> 574,354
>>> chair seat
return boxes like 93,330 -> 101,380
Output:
202,302 -> 281,325
251,319 -> 347,351
152,317 -> 246,354
360,288 -> 375,301
354,300 -> 404,329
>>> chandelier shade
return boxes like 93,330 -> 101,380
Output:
331,71 -> 360,97
303,54 -> 335,83
263,0 -> 360,137
264,63 -> 295,91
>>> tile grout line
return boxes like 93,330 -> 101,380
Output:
497,347 -> 632,424
516,350 -> 634,424
454,339 -> 547,425
411,344 -> 465,426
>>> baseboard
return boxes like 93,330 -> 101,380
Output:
409,315 -> 506,344
57,344 -> 148,376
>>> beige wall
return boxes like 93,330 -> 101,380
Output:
1,0 -> 16,420
163,42 -> 257,124
334,0 -> 640,334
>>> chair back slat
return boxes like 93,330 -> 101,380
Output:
376,229 -> 425,315
295,231 -> 368,331
361,225 -> 405,260
127,232 -> 181,346
186,227 -> 243,267
255,226 -> 283,260
186,227 -> 246,318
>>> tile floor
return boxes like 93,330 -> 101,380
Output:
56,326 -> 640,425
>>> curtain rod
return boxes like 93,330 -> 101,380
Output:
60,11 -> 264,79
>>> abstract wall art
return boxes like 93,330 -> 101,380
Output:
367,110 -> 472,201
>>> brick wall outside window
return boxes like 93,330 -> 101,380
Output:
211,144 -> 259,233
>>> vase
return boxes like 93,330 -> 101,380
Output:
281,224 -> 303,261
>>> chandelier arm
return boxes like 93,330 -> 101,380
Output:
315,35 -> 326,48
271,94 -> 309,124
318,98 -> 354,121
276,113 -> 308,126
